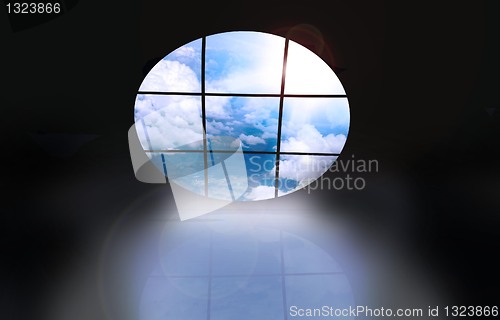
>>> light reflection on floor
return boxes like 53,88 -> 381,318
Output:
138,215 -> 355,320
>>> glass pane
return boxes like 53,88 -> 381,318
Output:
134,94 -> 204,150
285,39 -> 345,94
207,150 -> 249,201
145,152 -> 168,176
205,31 -> 285,94
240,153 -> 277,201
277,155 -> 338,193
163,152 -> 206,196
139,38 -> 202,93
281,97 -> 349,153
206,96 -> 279,152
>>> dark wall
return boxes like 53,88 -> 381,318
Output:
1,1 -> 499,319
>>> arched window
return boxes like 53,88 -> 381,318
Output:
134,31 -> 349,201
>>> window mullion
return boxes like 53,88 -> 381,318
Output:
274,38 -> 289,198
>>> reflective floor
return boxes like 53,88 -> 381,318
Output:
138,215 -> 355,320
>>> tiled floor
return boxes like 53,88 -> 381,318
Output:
139,218 -> 354,320
211,275 -> 284,320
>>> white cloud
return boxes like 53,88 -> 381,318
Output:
281,98 -> 350,139
254,122 -> 278,139
172,171 -> 205,196
135,95 -> 204,150
139,60 -> 200,92
205,96 -> 232,120
206,175 -> 249,201
173,46 -> 196,58
135,58 -> 206,151
206,120 -> 232,135
281,124 -> 346,153
226,120 -> 244,126
204,32 -> 345,95
285,40 -> 345,94
239,133 -> 266,145
205,32 -> 285,94
278,155 -> 337,184
261,131 -> 277,140
240,98 -> 278,124
230,139 -> 241,149
244,185 -> 290,201
269,123 -> 343,188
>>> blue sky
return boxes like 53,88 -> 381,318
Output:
134,31 -> 350,201
206,96 -> 279,152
